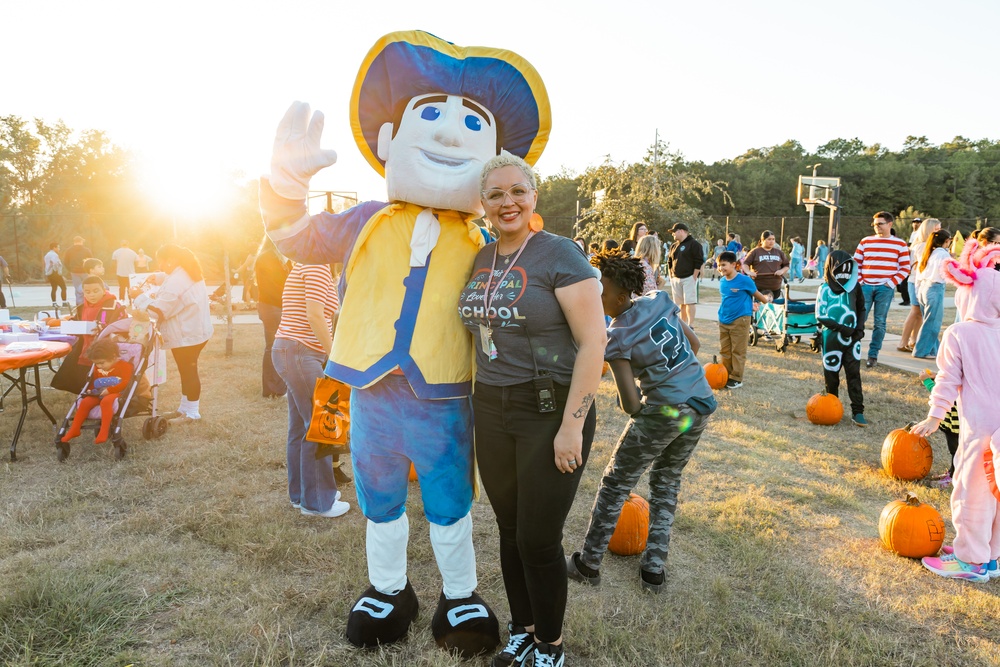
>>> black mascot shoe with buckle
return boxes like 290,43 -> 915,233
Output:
346,580 -> 419,648
430,590 -> 500,658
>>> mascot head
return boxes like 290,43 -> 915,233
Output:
350,31 -> 551,216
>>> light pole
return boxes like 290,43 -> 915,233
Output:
806,163 -> 821,257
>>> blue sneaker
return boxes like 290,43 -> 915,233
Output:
852,414 -> 868,427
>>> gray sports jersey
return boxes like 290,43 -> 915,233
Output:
606,291 -> 713,407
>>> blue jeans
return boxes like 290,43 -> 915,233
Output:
257,303 -> 286,397
271,338 -> 338,512
71,272 -> 87,307
790,258 -> 803,281
914,282 -> 945,358
861,283 -> 894,359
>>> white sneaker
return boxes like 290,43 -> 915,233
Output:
301,499 -> 350,518
292,491 -> 340,510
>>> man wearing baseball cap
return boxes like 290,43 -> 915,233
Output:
666,223 -> 704,326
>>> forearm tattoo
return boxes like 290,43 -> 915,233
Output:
572,393 -> 595,418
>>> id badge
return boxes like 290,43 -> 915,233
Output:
478,323 -> 492,355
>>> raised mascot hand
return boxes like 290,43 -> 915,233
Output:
269,101 -> 338,200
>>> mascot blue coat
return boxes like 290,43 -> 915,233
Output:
260,30 -> 551,656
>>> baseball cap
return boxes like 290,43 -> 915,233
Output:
670,223 -> 689,233
912,217 -> 923,223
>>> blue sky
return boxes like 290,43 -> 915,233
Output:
6,0 -> 996,209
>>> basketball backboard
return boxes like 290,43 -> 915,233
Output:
796,175 -> 841,206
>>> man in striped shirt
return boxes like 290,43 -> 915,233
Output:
854,211 -> 911,367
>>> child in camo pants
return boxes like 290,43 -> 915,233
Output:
568,250 -> 716,593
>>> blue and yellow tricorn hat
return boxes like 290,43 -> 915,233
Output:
350,30 -> 551,177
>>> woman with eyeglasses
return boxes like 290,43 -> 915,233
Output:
458,151 -> 606,667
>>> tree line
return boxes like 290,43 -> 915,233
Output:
4,113 -> 997,279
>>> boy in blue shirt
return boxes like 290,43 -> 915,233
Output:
717,251 -> 770,388
568,250 -> 716,594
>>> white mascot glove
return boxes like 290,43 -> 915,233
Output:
269,101 -> 338,201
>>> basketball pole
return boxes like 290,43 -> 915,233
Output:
806,164 -> 820,257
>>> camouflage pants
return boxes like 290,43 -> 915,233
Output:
580,404 -> 708,575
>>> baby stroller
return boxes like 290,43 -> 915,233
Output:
54,318 -> 170,461
748,283 -> 821,354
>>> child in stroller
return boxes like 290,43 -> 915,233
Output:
60,338 -> 132,445
55,313 -> 164,461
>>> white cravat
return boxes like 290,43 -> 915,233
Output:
410,208 -> 441,268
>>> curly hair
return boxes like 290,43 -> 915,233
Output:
590,249 -> 645,296
87,338 -> 120,363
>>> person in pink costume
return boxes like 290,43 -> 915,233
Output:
914,241 -> 1000,582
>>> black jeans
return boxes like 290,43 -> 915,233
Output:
473,381 -> 596,643
171,341 -> 208,401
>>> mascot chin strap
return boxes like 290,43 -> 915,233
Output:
429,512 -> 477,600
367,514 -> 409,594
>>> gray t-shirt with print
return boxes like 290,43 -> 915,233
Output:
459,232 -> 597,386
606,290 -> 713,408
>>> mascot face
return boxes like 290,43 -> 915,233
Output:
377,93 -> 497,216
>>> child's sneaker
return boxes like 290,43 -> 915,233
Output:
566,552 -> 601,586
532,641 -> 565,667
931,472 -> 953,489
939,545 -> 999,578
640,567 -> 665,594
491,623 -> 534,667
725,379 -> 743,389
921,552 -> 990,582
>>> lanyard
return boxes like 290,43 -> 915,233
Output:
483,231 -> 535,320
479,232 -> 534,361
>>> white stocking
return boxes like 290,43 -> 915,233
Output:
429,512 -> 477,600
367,514 -> 408,595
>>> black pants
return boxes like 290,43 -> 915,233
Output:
48,273 -> 67,302
897,276 -> 910,305
824,353 -> 864,416
473,381 -> 596,643
171,341 -> 207,401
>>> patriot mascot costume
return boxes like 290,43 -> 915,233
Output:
259,31 -> 551,656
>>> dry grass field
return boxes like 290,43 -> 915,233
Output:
2,307 -> 997,666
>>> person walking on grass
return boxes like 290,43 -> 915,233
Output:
789,237 -> 805,283
742,230 -> 789,300
568,249 -> 715,595
913,241 -> 1000,582
716,251 -> 771,389
666,223 -> 704,326
816,250 -> 867,427
111,240 -> 138,303
64,235 -> 92,307
912,229 -> 953,359
44,243 -> 70,308
854,211 -> 910,368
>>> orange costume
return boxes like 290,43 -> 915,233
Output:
61,359 -> 133,444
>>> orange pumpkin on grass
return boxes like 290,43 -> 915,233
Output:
881,424 -> 933,481
608,493 -> 650,556
878,491 -> 945,558
704,355 -> 728,390
806,391 -> 843,425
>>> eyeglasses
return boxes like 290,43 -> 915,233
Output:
482,183 -> 534,207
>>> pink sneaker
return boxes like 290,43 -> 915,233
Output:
922,552 -> 990,582
939,545 -> 999,578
